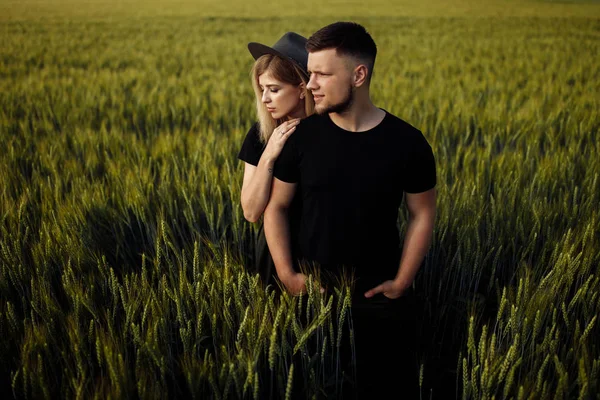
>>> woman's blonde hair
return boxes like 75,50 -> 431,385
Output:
251,54 -> 314,144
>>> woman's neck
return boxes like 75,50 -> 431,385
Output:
286,101 -> 306,120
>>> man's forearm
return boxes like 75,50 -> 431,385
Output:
394,213 -> 435,287
263,205 -> 296,280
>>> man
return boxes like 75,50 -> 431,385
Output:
264,22 -> 437,398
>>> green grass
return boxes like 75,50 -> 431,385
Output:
1,0 -> 599,398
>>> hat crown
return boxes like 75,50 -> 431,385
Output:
271,32 -> 307,71
248,32 -> 309,78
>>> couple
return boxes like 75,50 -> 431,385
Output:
239,22 -> 436,398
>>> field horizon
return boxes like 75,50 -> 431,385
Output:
3,0 -> 600,20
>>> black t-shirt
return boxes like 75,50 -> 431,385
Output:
238,122 -> 264,166
273,110 -> 436,283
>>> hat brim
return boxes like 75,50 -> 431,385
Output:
247,42 -> 309,79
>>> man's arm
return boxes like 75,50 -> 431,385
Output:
394,188 -> 437,289
263,178 -> 299,285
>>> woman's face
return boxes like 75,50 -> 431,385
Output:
258,71 -> 304,120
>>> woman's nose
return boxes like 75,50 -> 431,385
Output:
262,91 -> 270,103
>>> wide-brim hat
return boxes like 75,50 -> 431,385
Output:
248,32 -> 309,80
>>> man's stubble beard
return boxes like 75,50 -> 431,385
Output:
315,84 -> 354,115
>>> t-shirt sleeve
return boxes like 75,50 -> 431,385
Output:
237,122 -> 264,166
273,130 -> 300,183
403,131 -> 437,193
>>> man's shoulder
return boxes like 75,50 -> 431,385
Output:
298,113 -> 326,129
384,111 -> 421,134
289,113 -> 326,144
383,111 -> 431,145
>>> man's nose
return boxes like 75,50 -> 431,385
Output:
307,75 -> 318,91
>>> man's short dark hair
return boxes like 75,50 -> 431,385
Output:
306,22 -> 377,81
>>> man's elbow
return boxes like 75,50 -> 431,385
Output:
407,189 -> 437,221
409,208 -> 436,227
264,201 -> 286,223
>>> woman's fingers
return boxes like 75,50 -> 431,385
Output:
281,126 -> 296,139
271,119 -> 301,145
276,125 -> 297,142
281,119 -> 300,132
286,119 -> 301,128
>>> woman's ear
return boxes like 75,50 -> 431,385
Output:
299,82 -> 306,99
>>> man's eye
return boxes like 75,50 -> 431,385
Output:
271,89 -> 279,93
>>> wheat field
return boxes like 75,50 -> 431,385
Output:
1,0 -> 599,399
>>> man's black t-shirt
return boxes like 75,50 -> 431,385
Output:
273,110 -> 436,288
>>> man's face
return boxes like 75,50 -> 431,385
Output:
306,48 -> 355,115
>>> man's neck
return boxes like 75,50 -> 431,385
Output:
328,96 -> 385,132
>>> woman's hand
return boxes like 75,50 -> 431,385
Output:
280,271 -> 325,296
263,118 -> 300,161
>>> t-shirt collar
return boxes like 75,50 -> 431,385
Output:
325,108 -> 389,134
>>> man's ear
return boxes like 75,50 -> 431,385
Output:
354,64 -> 369,87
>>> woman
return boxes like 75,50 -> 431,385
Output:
237,32 -> 314,289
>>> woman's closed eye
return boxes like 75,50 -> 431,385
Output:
260,88 -> 279,93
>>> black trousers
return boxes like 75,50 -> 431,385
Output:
339,285 -> 421,400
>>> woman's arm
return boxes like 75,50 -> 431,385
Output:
241,158 -> 276,223
240,119 -> 300,222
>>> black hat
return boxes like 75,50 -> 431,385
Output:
248,32 -> 309,79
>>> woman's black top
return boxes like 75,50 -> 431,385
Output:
238,122 -> 302,288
